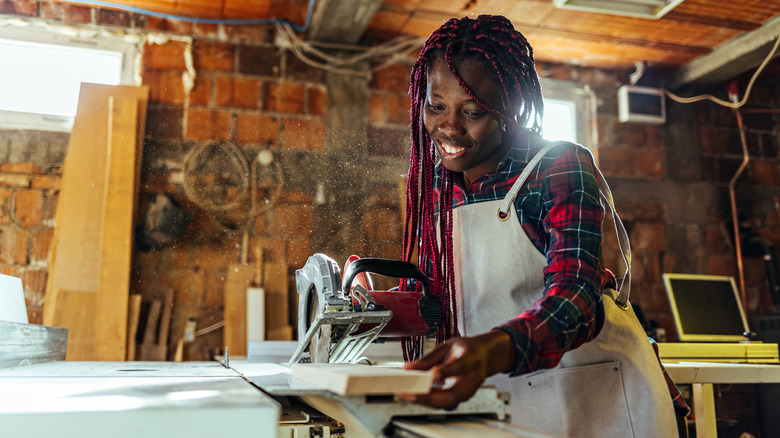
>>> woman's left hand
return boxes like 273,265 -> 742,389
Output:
398,330 -> 515,409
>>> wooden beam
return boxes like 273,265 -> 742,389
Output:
307,0 -> 384,44
668,15 -> 780,89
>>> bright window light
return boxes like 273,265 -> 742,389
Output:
0,38 -> 122,118
542,99 -> 577,143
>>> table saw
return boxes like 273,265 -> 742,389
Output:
0,254 -> 552,437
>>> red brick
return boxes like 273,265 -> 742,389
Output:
613,122 -> 647,148
216,76 -> 261,109
280,191 -> 314,203
31,175 -> 60,190
235,113 -> 279,146
237,45 -> 281,77
252,215 -> 266,235
361,207 -> 401,241
597,147 -> 632,177
265,81 -> 305,113
193,40 -> 234,72
189,75 -> 212,106
15,189 -> 42,227
288,239 -> 311,268
0,226 -> 29,264
369,94 -> 385,123
145,17 -> 193,34
705,224 -> 729,254
282,118 -> 326,151
31,228 -> 53,264
0,188 -> 13,225
0,162 -> 41,174
749,160 -> 780,186
269,203 -> 314,238
386,94 -> 411,125
0,173 -> 32,187
186,108 -> 232,141
0,0 -> 38,16
144,70 -> 186,104
192,244 -> 237,269
42,190 -> 57,225
164,244 -> 191,270
193,23 -> 219,39
95,8 -> 132,27
372,64 -> 410,92
630,222 -> 666,251
40,2 -> 91,23
307,86 -> 328,116
707,254 -> 737,277
134,249 -> 163,273
631,251 -> 646,283
224,25 -> 270,44
645,125 -> 662,149
144,40 -> 189,71
368,127 -> 408,158
631,149 -> 664,179
145,105 -> 183,140
20,268 -> 47,305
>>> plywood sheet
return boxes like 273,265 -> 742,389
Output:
291,363 -> 433,395
43,83 -> 148,361
264,262 -> 292,340
223,264 -> 256,356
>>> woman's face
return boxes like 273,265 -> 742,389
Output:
423,57 -> 509,187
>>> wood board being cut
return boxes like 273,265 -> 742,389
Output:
291,363 -> 434,396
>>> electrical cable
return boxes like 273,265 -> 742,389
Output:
65,0 -> 316,31
664,35 -> 780,109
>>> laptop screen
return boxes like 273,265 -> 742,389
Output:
662,273 -> 750,342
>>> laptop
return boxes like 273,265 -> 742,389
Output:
662,273 -> 750,342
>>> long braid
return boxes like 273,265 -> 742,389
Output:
402,15 -> 543,361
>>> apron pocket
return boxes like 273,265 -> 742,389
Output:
499,360 -> 633,438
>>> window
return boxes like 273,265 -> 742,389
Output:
540,78 -> 596,148
0,25 -> 138,132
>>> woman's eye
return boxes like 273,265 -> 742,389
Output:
427,103 -> 444,111
465,110 -> 484,118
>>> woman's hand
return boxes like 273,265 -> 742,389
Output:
398,330 -> 515,409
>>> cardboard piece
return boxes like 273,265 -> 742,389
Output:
291,363 -> 434,396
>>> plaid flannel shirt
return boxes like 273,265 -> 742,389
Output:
434,140 -> 689,416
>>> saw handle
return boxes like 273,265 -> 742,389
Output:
342,257 -> 431,297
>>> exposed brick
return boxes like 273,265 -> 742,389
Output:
193,23 -> 219,39
281,118 -> 326,151
749,159 -> 780,186
20,268 -> 47,305
613,122 -> 647,147
40,2 -> 91,23
269,203 -> 314,238
0,0 -> 38,16
0,188 -> 13,225
192,245 -> 237,269
31,175 -> 60,189
645,125 -> 662,149
368,127 -> 408,158
164,244 -> 191,270
189,75 -> 212,106
144,40 -> 189,71
0,173 -> 32,187
15,189 -> 42,227
0,162 -> 40,174
372,64 -> 410,92
369,94 -> 385,123
96,8 -> 132,27
386,94 -> 411,125
42,190 -> 57,224
264,81 -> 304,113
630,222 -> 666,251
144,70 -> 186,104
307,86 -> 328,116
707,254 -> 737,277
361,207 -> 401,241
145,16 -> 193,34
596,147 -> 632,177
252,214 -> 266,235
0,225 -> 30,265
216,76 -> 261,109
285,52 -> 324,82
145,105 -> 183,140
235,113 -> 279,146
237,45 -> 281,77
288,238 -> 311,268
224,25 -> 271,44
705,224 -> 730,254
614,202 -> 665,222
631,149 -> 664,179
186,108 -> 232,141
281,191 -> 314,203
193,40 -> 234,72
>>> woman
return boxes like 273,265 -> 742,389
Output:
398,15 -> 687,437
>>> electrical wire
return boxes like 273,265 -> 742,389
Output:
664,35 -> 780,109
66,0 -> 316,31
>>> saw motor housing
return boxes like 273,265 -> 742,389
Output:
289,254 -> 441,365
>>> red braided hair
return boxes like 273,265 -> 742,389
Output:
402,15 -> 544,361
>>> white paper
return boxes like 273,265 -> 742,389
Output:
0,274 -> 27,323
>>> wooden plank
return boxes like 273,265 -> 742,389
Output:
291,363 -> 433,396
43,83 -> 148,361
264,263 -> 291,341
223,264 -> 256,356
126,294 -> 142,361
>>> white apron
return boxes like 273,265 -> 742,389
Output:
452,142 -> 677,437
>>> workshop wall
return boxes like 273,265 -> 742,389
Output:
0,1 -> 778,369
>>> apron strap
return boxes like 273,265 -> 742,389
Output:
498,141 -> 632,306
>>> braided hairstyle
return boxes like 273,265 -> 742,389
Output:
402,15 -> 544,361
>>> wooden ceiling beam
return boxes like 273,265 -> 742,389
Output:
307,0 -> 384,44
668,15 -> 780,89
